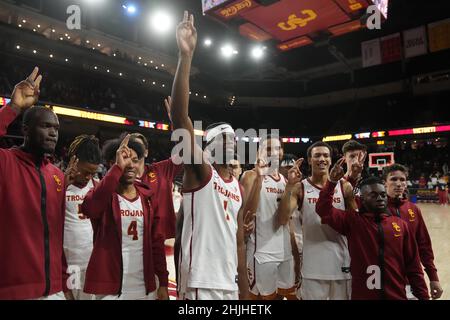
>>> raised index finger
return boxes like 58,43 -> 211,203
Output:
294,158 -> 304,169
68,155 -> 77,167
34,74 -> 43,90
120,134 -> 131,148
164,97 -> 171,110
359,151 -> 367,164
27,67 -> 39,83
336,157 -> 346,167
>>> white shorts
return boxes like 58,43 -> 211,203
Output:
67,269 -> 93,300
301,279 -> 351,300
405,285 -> 418,300
95,291 -> 156,300
181,288 -> 239,300
33,291 -> 66,300
248,257 -> 296,298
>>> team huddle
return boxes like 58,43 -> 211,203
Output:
0,11 -> 444,300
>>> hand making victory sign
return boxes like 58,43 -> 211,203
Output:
10,66 -> 42,113
287,158 -> 304,187
177,11 -> 197,58
64,155 -> 79,188
347,151 -> 366,182
330,157 -> 346,183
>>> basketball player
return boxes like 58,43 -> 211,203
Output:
279,154 -> 303,299
241,136 -> 296,300
342,140 -> 367,186
63,135 -> 102,300
278,142 -> 356,300
230,156 -> 243,180
316,160 -> 429,300
170,11 -> 249,300
383,164 -> 443,299
81,136 -> 169,300
279,154 -> 297,180
0,67 -> 69,300
127,131 -> 183,240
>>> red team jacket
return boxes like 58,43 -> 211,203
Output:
0,104 -> 68,299
346,176 -> 439,282
140,159 -> 183,239
316,181 -> 429,300
81,165 -> 168,295
387,197 -> 439,281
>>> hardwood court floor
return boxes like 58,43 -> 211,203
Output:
419,203 -> 450,300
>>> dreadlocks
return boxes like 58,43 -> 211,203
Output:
68,135 -> 102,164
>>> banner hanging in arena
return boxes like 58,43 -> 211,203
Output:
361,38 -> 381,67
240,0 -> 350,41
380,32 -> 402,64
403,26 -> 428,58
428,18 -> 450,53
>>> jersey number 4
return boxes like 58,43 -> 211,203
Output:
128,221 -> 139,241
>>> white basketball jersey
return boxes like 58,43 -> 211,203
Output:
300,179 -> 351,280
248,174 -> 292,264
64,180 -> 95,269
179,166 -> 243,292
118,195 -> 145,295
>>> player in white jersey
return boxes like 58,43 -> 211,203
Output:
81,136 -> 169,300
170,11 -> 250,300
279,154 -> 303,299
63,135 -> 102,300
278,142 -> 356,300
241,136 -> 296,300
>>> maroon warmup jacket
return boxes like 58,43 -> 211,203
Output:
316,180 -> 429,300
140,159 -> 183,240
387,197 -> 439,281
0,104 -> 68,299
81,165 -> 168,295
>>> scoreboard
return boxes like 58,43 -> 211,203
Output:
203,0 -> 389,51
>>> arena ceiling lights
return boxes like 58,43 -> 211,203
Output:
122,3 -> 138,16
150,10 -> 174,34
251,45 -> 266,60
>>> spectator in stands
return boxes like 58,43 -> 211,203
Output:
443,163 -> 449,176
419,174 -> 427,189
436,176 -> 449,206
430,172 -> 439,188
